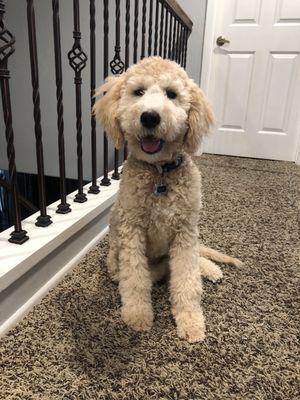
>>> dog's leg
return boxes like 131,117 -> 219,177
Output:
169,232 -> 205,343
199,256 -> 223,283
118,227 -> 153,332
107,208 -> 120,282
107,239 -> 119,282
199,245 -> 243,267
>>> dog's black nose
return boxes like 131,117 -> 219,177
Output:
140,111 -> 161,129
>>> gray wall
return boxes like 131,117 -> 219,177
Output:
0,0 -> 207,179
177,0 -> 207,84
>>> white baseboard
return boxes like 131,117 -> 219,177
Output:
0,219 -> 110,337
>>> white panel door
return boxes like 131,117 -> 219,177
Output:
203,0 -> 300,161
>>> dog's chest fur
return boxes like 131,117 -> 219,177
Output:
116,154 -> 202,259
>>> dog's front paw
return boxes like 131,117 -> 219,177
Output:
175,310 -> 206,343
121,304 -> 154,332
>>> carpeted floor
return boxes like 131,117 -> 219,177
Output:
1,154 -> 299,400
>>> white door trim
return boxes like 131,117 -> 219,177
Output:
200,0 -> 218,93
196,0 -> 218,156
200,0 -> 300,163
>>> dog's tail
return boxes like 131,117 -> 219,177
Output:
199,245 -> 243,267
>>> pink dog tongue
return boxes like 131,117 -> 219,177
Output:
141,137 -> 161,153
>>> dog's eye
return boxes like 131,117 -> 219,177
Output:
133,88 -> 145,96
166,89 -> 177,99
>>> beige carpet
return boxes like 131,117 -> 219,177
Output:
1,155 -> 299,400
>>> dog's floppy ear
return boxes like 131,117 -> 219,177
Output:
93,75 -> 125,149
184,80 -> 215,154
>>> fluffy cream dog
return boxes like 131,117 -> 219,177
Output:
94,57 -> 241,342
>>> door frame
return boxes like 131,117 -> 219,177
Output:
200,0 -> 218,94
200,0 -> 300,163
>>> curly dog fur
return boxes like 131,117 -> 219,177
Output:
94,57 -> 241,342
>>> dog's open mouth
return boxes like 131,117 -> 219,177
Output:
140,136 -> 164,154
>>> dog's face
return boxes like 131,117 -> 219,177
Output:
94,57 -> 214,163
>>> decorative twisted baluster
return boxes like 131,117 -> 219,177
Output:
154,0 -> 159,55
88,0 -> 100,194
27,0 -> 52,226
163,7 -> 169,58
177,23 -> 182,64
141,0 -> 147,59
159,2 -> 164,56
125,0 -> 130,70
110,0 -> 124,75
52,0 -> 71,214
183,27 -> 189,68
180,25 -> 186,67
68,0 -> 88,202
110,0 -> 124,180
175,18 -> 180,62
179,25 -> 184,66
101,0 -> 111,186
0,2 -> 14,63
171,17 -> 177,60
148,0 -> 153,56
168,13 -> 173,59
123,0 -> 130,161
0,0 -> 29,243
133,0 -> 139,63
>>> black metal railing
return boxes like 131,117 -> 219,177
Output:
0,0 -> 193,244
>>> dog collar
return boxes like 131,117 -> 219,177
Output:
156,154 -> 183,174
154,155 -> 183,196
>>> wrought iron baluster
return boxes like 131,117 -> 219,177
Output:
27,0 -> 52,226
124,0 -> 130,160
141,0 -> 146,59
168,12 -> 173,59
159,1 -> 164,56
183,28 -> 189,68
154,0 -> 159,55
181,27 -> 188,68
177,23 -> 183,65
110,0 -> 124,76
110,0 -> 124,180
101,0 -> 110,186
133,0 -> 138,63
163,7 -> 169,58
125,0 -> 130,70
175,18 -> 180,62
0,0 -> 29,243
148,0 -> 153,56
52,0 -> 71,214
171,17 -> 177,60
68,0 -> 88,203
179,25 -> 184,66
179,24 -> 185,65
88,0 -> 100,194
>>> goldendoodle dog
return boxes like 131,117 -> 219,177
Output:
94,56 -> 241,343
